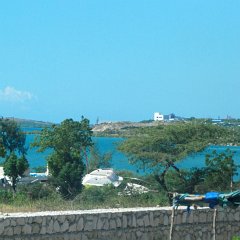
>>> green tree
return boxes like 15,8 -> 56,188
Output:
3,153 -> 29,192
33,118 -> 93,198
204,149 -> 238,192
0,138 -> 6,157
88,146 -> 112,172
165,167 -> 206,194
164,149 -> 238,194
0,118 -> 29,192
118,123 -> 240,203
0,118 -> 26,155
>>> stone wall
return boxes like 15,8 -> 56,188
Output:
0,206 -> 240,240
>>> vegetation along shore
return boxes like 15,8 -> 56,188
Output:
0,117 -> 240,212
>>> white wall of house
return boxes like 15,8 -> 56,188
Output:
154,112 -> 164,121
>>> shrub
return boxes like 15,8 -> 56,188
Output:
0,189 -> 13,203
18,183 -> 56,200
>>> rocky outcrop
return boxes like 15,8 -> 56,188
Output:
92,121 -> 162,134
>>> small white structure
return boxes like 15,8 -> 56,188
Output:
0,167 -> 7,186
121,183 -> 150,195
0,167 -> 5,180
82,169 -> 123,187
0,166 -> 48,186
154,112 -> 164,121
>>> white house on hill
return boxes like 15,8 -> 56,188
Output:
154,112 -> 164,121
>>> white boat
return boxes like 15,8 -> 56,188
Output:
82,169 -> 123,187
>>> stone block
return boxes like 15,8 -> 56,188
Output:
67,214 -> 76,223
182,212 -> 188,223
193,212 -> 199,222
4,226 -> 14,236
77,217 -> 84,231
122,215 -> 127,228
69,223 -> 77,232
137,217 -> 144,227
199,212 -> 206,223
141,232 -> 150,240
10,219 -> 16,226
47,219 -> 54,234
92,216 -> 98,229
61,220 -> 69,232
176,214 -> 182,225
103,219 -> 109,230
163,215 -> 168,225
32,223 -> 41,234
143,214 -> 150,227
58,215 -> 66,224
53,220 -> 61,233
84,221 -> 94,231
228,213 -> 234,221
234,211 -> 240,221
0,223 -> 4,235
40,225 -> 47,235
149,212 -> 154,226
188,212 -> 194,223
132,215 -> 136,227
27,217 -> 33,224
227,224 -> 232,231
158,214 -> 164,225
81,233 -> 89,240
42,217 -> 47,226
136,230 -> 143,238
110,219 -> 117,229
15,217 -> 24,226
22,224 -> 32,235
96,217 -> 104,230
217,210 -> 224,221
116,217 -> 122,228
3,218 -> 10,227
34,216 -> 43,224
127,215 -> 132,227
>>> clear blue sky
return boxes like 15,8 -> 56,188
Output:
0,1 -> 239,123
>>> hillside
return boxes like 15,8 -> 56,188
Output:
92,121 -> 165,136
4,118 -> 53,129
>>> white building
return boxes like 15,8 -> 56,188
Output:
154,112 -> 164,121
82,169 -> 123,187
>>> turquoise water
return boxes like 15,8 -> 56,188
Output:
177,145 -> 240,168
26,135 -> 142,173
5,131 -> 240,179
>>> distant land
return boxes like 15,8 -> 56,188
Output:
3,117 -> 164,135
2,116 -> 240,136
3,117 -> 53,129
92,121 -> 163,137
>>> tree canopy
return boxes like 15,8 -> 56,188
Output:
33,118 -> 93,198
0,118 -> 26,155
118,122 -> 240,202
88,146 -> 112,172
4,153 -> 29,192
0,118 -> 29,192
204,149 -> 238,192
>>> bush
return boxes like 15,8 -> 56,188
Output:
0,189 -> 13,203
79,185 -> 117,204
18,183 -> 56,200
72,183 -> 168,209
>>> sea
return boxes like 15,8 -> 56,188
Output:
4,128 -> 240,179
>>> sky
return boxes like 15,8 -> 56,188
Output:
0,1 -> 240,124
